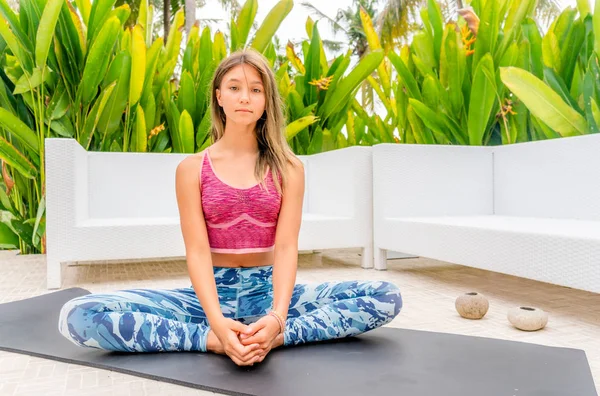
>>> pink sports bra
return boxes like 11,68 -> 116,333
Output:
199,150 -> 282,253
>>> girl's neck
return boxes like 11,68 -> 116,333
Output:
218,121 -> 259,154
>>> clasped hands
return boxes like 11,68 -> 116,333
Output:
212,314 -> 282,366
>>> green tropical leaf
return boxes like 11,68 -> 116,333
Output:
0,18 -> 33,72
500,66 -> 588,136
0,136 -> 37,179
577,0 -> 591,18
141,37 -> 162,100
35,0 -> 63,71
440,25 -> 465,116
388,52 -> 422,101
5,214 -> 34,250
409,98 -> 452,143
13,66 -> 50,94
178,71 -> 196,123
165,9 -> 184,62
179,110 -> 195,153
583,65 -> 600,133
421,75 -> 439,111
87,0 -> 116,43
195,62 -> 216,125
468,54 -> 497,145
286,116 -> 319,140
196,109 -> 212,149
427,0 -> 443,68
79,16 -> 121,105
48,117 -> 74,138
110,5 -> 131,29
319,49 -> 384,121
559,17 -> 584,86
359,6 -> 391,96
591,98 -> 600,127
497,0 -> 534,61
473,0 -> 501,70
594,0 -> 600,59
167,100 -> 182,152
213,31 -> 226,64
47,87 -> 70,121
98,51 -> 131,141
198,26 -> 213,78
307,126 -> 323,154
0,108 -> 39,155
132,105 -> 147,152
32,195 -> 45,246
129,24 -> 146,106
542,30 -> 561,71
0,0 -> 33,53
304,22 -> 321,106
75,0 -> 91,25
521,17 -> 543,79
142,93 -> 155,133
412,31 -> 435,73
543,67 -> 583,115
80,82 -> 116,149
251,0 -> 293,53
236,0 -> 257,48
407,104 -> 435,144
0,220 -> 19,249
137,0 -> 148,38
230,16 -> 240,52
0,181 -> 13,212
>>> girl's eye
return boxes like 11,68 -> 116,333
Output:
228,86 -> 261,92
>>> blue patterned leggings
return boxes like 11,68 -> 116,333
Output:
58,265 -> 402,352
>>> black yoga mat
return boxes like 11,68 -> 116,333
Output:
0,288 -> 597,396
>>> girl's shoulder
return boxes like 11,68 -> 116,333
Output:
176,149 -> 209,178
286,153 -> 304,173
281,154 -> 304,187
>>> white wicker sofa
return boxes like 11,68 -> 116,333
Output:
373,134 -> 600,294
45,138 -> 373,289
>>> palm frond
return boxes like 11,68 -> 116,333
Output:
216,0 -> 242,20
374,0 -> 425,50
534,0 -> 562,33
321,39 -> 346,52
301,2 -> 349,36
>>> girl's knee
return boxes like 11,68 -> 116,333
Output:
57,297 -> 102,346
374,281 -> 403,318
58,299 -> 79,343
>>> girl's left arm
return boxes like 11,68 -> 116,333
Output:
272,157 -> 305,320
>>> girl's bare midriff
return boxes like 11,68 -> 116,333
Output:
211,251 -> 273,268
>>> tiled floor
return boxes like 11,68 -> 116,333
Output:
1,249 -> 599,395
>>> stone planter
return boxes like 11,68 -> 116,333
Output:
455,292 -> 489,319
507,306 -> 548,331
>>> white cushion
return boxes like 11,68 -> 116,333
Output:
78,217 -> 180,227
376,215 -> 600,293
301,213 -> 352,222
390,215 -> 600,240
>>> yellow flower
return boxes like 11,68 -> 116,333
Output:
308,75 -> 334,90
148,123 -> 165,140
461,25 -> 476,57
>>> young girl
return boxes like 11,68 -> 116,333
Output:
58,49 -> 402,367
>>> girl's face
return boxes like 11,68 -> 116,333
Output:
216,63 -> 266,126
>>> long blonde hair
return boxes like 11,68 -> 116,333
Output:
210,48 -> 295,195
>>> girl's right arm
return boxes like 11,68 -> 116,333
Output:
175,155 -> 223,325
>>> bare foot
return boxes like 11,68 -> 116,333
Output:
206,330 -> 226,355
